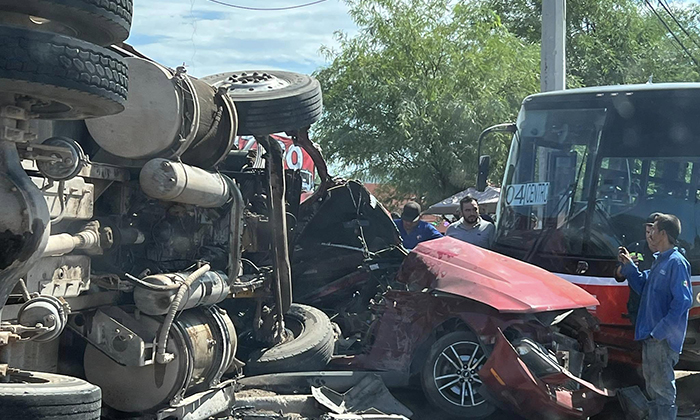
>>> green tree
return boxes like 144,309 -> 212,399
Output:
487,0 -> 700,86
314,0 -> 539,205
315,0 -> 700,205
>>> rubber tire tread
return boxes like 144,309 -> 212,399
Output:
0,0 -> 132,45
246,303 -> 335,375
207,71 -> 322,136
0,24 -> 128,119
0,371 -> 101,420
420,331 -> 497,419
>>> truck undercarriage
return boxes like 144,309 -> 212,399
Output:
0,14 -> 332,415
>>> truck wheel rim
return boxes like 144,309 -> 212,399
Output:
224,72 -> 290,94
432,340 -> 487,407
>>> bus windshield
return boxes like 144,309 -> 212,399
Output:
495,95 -> 700,275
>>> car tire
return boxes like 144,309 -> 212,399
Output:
202,70 -> 322,136
0,24 -> 128,119
0,0 -> 132,46
0,370 -> 101,419
421,331 -> 496,419
245,303 -> 335,375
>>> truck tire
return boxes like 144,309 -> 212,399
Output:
0,25 -> 128,119
0,370 -> 101,419
202,70 -> 322,136
246,303 -> 335,375
0,0 -> 132,46
421,331 -> 496,419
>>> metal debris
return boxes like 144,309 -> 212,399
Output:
321,415 -> 409,420
311,375 -> 412,419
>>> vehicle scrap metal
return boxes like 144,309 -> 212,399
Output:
315,234 -> 612,419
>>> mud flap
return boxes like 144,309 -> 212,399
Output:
478,330 -> 611,420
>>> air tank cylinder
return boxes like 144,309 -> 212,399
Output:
83,306 -> 236,413
139,158 -> 230,207
133,271 -> 230,315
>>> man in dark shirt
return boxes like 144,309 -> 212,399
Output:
618,213 -> 693,420
394,201 -> 442,250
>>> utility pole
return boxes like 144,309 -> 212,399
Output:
541,0 -> 566,92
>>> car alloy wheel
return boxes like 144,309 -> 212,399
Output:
432,339 -> 487,407
421,330 -> 496,418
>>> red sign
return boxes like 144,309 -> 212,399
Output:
237,135 -> 316,191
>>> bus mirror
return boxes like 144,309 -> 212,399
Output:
477,155 -> 490,192
476,123 -> 515,189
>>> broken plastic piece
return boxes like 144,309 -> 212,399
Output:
311,374 -> 412,418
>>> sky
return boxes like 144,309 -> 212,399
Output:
125,0 -> 358,78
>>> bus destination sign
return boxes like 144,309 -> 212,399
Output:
504,182 -> 550,206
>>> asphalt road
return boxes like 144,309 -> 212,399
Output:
392,388 -> 525,420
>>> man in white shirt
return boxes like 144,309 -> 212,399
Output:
446,195 -> 495,249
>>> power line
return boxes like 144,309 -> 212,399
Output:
644,0 -> 700,67
204,0 -> 329,11
657,0 -> 700,52
660,25 -> 690,58
646,3 -> 686,59
189,0 -> 197,73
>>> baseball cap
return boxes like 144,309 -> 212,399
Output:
401,201 -> 421,223
644,212 -> 661,226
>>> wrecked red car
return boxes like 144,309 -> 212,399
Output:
291,181 -> 612,419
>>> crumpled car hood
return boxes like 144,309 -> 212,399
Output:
396,237 -> 599,313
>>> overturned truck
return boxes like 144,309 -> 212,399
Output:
0,1 -> 334,418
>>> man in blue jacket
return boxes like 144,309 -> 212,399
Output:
618,213 -> 693,420
614,213 -> 661,327
394,201 -> 442,250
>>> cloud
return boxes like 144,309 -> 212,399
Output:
126,0 -> 357,77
